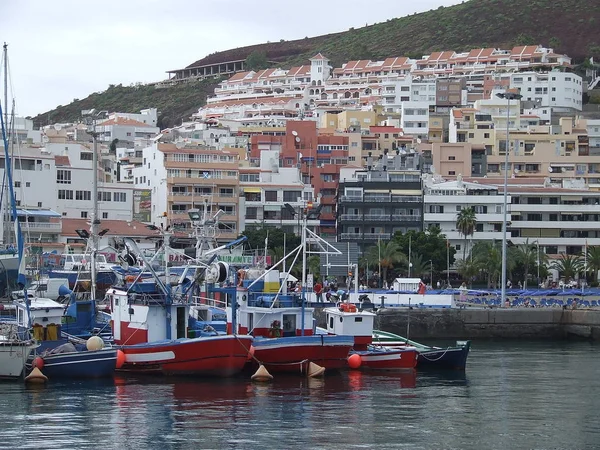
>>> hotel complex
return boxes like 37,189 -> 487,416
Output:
3,44 -> 600,272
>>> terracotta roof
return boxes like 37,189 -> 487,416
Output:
310,53 -> 328,60
100,117 -> 154,128
226,71 -> 253,82
61,218 -> 164,238
54,155 -> 71,166
206,96 -> 298,109
287,65 -> 311,77
452,109 -> 463,119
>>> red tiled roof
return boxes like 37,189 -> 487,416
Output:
61,218 -> 165,238
100,117 -> 154,128
310,53 -> 328,60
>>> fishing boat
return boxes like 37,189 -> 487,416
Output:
107,229 -> 253,377
371,330 -> 471,371
47,253 -> 117,291
214,216 -> 354,375
322,303 -> 418,371
0,323 -> 38,380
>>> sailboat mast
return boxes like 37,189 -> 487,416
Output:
3,43 -> 7,133
301,209 -> 307,336
90,118 -> 99,298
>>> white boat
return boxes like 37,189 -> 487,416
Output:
0,324 -> 38,379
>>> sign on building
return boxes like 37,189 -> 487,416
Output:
133,189 -> 152,223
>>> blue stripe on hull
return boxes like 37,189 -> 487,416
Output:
41,350 -> 117,378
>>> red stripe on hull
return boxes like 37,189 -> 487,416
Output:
355,349 -> 418,370
119,335 -> 254,377
253,344 -> 352,373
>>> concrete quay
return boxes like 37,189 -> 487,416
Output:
314,306 -> 600,340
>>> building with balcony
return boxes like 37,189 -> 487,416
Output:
133,142 -> 242,242
462,177 -> 600,258
337,153 -> 423,250
240,150 -> 317,234
423,175 -> 506,258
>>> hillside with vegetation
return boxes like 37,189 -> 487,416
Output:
34,0 -> 600,126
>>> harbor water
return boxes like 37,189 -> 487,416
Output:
1,340 -> 598,450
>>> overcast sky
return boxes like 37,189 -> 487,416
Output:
1,0 -> 461,117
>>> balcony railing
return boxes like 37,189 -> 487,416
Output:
391,214 -> 421,222
21,222 -> 62,231
363,233 -> 391,240
339,214 -> 362,221
364,214 -> 391,221
340,233 -> 363,240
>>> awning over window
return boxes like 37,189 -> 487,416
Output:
17,209 -> 61,218
243,187 -> 261,193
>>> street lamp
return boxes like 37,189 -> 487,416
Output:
427,259 -> 433,286
496,89 -> 522,305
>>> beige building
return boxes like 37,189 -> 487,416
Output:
320,110 -> 378,132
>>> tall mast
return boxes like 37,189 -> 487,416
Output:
3,43 -> 7,133
90,117 -> 99,299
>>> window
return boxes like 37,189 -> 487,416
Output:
81,211 -> 88,218
80,152 -> 93,161
102,212 -> 108,219
448,171 -> 456,175
76,190 -> 91,201
429,205 -> 444,213
264,190 -> 278,202
114,192 -> 127,202
37,202 -> 42,207
283,191 -> 300,202
57,170 -> 71,184
58,190 -> 73,200
484,133 -> 490,139
98,191 -> 111,202
14,181 -> 20,188
448,156 -> 456,161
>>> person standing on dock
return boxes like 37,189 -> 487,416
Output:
314,280 -> 323,303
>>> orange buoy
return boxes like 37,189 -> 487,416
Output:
348,353 -> 362,369
116,350 -> 126,369
32,357 -> 44,370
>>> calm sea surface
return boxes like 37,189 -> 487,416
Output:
1,340 -> 599,450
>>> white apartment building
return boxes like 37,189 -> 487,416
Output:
240,150 -> 317,234
588,119 -> 600,149
132,142 -> 167,227
400,101 -> 430,139
423,175 -> 506,259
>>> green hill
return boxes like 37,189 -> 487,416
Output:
35,0 -> 600,127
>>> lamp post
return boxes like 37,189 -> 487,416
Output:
496,89 -> 522,305
427,259 -> 433,286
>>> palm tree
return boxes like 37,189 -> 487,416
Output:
456,207 -> 477,261
585,246 -> 600,284
364,240 -> 406,287
456,258 -> 478,287
551,253 -> 583,283
513,239 -> 537,289
471,241 -> 516,288
409,253 -> 428,280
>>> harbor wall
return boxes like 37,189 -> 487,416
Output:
314,307 -> 600,340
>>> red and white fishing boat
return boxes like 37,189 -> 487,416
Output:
216,218 -> 354,375
108,230 -> 252,377
323,302 -> 418,370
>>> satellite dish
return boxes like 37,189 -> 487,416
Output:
417,138 -> 422,144
514,168 -> 519,174
561,167 -> 566,173
548,167 -> 553,173
399,131 -> 404,136
175,141 -> 185,149
430,165 -> 436,174
291,130 -> 298,136
295,137 -> 301,143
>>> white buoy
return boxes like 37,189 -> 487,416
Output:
25,367 -> 48,384
251,364 -> 273,382
86,336 -> 105,351
307,362 -> 326,378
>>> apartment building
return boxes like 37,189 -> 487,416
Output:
337,153 -> 423,250
133,142 -> 242,242
423,175 -> 506,258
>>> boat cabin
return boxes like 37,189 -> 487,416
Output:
59,253 -> 111,271
14,295 -> 64,344
325,306 -> 376,350
215,268 -> 316,338
108,282 -> 189,346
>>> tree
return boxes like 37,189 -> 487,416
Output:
456,207 -> 476,261
241,226 -> 301,256
470,241 -> 516,288
409,253 -> 430,281
513,239 -> 537,289
584,246 -> 600,284
364,240 -> 406,287
551,254 -> 583,283
456,258 -> 478,287
245,51 -> 269,71
393,227 -> 455,281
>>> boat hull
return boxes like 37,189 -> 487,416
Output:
352,347 -> 418,370
417,343 -> 471,371
41,348 -> 117,378
118,335 -> 253,377
372,330 -> 471,370
0,342 -> 37,379
251,335 -> 354,374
